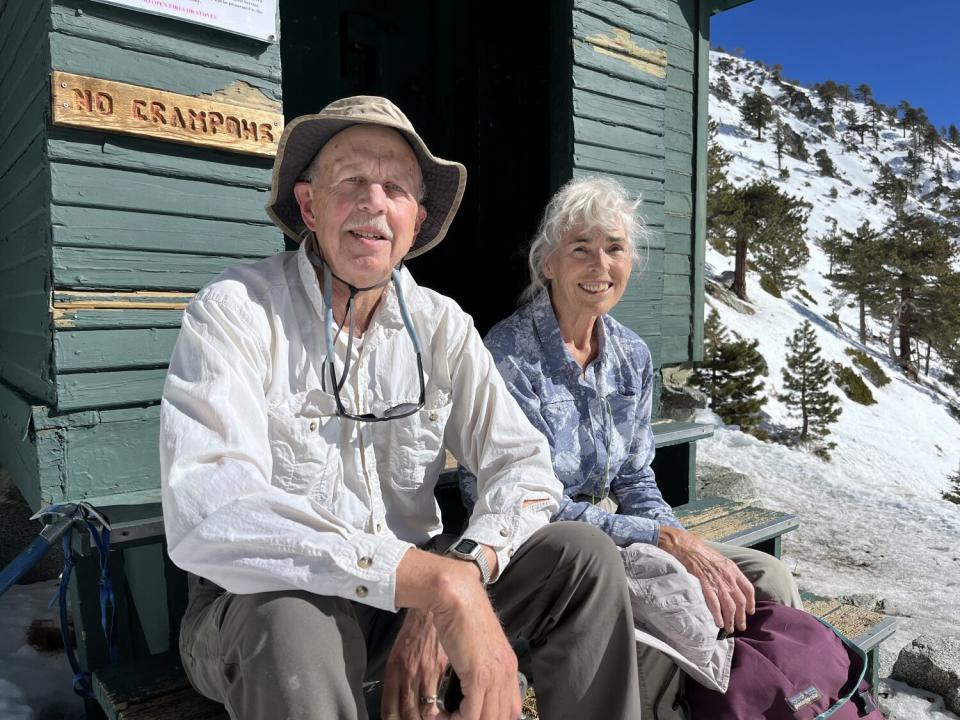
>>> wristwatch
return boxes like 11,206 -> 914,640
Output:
446,538 -> 492,586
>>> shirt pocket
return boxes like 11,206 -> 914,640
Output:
539,399 -> 582,476
266,390 -> 341,505
390,388 -> 453,490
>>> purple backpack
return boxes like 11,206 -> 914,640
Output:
681,601 -> 885,719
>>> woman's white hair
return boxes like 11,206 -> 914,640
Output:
521,175 -> 647,303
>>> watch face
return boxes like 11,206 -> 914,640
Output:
454,539 -> 478,554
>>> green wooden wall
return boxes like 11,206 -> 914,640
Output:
0,0 -> 285,508
567,0 -> 708,411
0,0 -> 724,509
0,1 -> 54,404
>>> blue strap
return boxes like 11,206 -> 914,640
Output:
55,514 -> 119,698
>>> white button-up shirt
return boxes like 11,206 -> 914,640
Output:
160,241 -> 562,612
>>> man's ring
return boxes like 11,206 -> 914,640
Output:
420,695 -> 438,705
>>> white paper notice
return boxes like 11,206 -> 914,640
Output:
93,0 -> 279,42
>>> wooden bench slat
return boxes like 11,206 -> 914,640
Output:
676,498 -> 799,548
803,593 -> 897,652
650,420 -> 714,447
115,687 -> 227,720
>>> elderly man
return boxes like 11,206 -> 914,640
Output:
159,96 -> 641,720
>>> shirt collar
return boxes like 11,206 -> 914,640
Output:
295,238 -> 426,336
531,289 -> 609,381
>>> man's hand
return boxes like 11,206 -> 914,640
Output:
382,609 -> 448,720
395,549 -> 521,720
657,526 -> 755,633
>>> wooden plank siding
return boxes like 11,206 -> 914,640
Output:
660,0 -> 698,364
570,0 -> 670,388
0,1 -> 284,505
0,1 -> 54,407
46,0 -> 284,428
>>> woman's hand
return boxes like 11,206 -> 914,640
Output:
657,526 -> 756,633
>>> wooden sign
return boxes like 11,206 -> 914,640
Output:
51,71 -> 283,157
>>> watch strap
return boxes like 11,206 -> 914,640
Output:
448,541 -> 491,586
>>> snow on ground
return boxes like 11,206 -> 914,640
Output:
0,580 -> 84,720
701,51 -> 960,719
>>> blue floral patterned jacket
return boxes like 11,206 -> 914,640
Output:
459,290 -> 683,546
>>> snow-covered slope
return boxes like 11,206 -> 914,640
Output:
703,51 -> 960,718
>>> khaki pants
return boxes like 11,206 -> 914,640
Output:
637,542 -> 803,720
179,522 -> 642,720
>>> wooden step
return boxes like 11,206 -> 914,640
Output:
803,591 -> 897,691
676,496 -> 800,557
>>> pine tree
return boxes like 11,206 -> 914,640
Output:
873,165 -> 908,214
773,117 -> 786,171
949,124 -> 960,147
814,148 -> 837,177
752,212 -> 810,292
830,221 -> 889,344
898,100 -> 913,138
879,213 -> 957,368
713,180 -> 810,301
869,101 -> 883,149
712,76 -> 734,102
922,124 -> 940,165
779,321 -> 842,441
706,120 -> 737,247
855,83 -> 873,104
913,270 -> 960,375
690,310 -> 769,434
943,463 -> 960,506
739,85 -> 775,140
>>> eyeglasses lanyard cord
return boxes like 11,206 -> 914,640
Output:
307,248 -> 422,393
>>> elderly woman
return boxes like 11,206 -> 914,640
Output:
461,176 -> 802,716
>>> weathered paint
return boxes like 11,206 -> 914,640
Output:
584,27 -> 668,78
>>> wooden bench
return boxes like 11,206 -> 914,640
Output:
80,420 -> 882,719
677,496 -> 800,558
803,593 -> 897,692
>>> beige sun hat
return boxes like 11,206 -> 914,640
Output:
265,95 -> 467,259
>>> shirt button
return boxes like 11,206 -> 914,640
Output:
358,556 -> 373,569
375,523 -> 382,534
309,421 -> 317,431
355,586 -> 368,598
499,528 -> 509,537
429,411 -> 438,422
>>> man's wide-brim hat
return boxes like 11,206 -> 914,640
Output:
265,95 -> 467,259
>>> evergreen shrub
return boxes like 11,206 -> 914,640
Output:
760,275 -> 781,297
826,312 -> 841,327
779,167 -> 790,180
833,364 -> 876,405
843,348 -> 891,387
828,187 -> 839,199
943,464 -> 960,505
796,286 -> 817,305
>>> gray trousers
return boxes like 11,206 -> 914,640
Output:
637,542 -> 803,720
179,522 -> 642,720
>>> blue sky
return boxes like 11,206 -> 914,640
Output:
712,0 -> 959,131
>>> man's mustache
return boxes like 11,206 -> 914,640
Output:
343,215 -> 394,241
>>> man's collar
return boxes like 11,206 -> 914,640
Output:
295,240 -> 426,334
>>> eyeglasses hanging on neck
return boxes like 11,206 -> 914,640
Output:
307,247 -> 426,422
